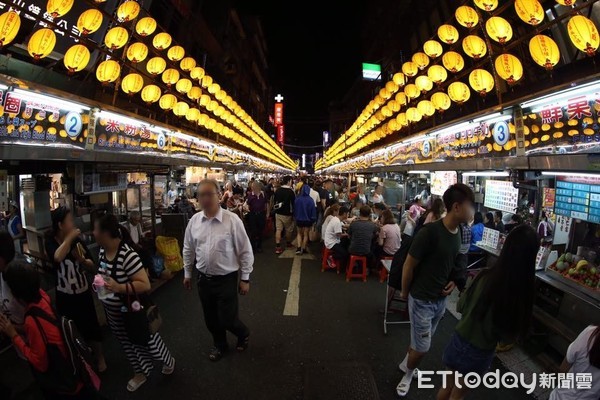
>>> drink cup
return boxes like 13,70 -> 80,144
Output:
92,274 -> 114,300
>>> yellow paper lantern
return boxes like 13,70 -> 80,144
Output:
180,57 -> 197,72
486,16 -> 513,44
387,119 -> 399,133
381,105 -> 393,118
121,73 -> 144,95
404,84 -> 420,100
0,11 -> 19,48
396,113 -> 408,127
448,82 -> 471,104
402,61 -> 418,77
201,75 -> 213,88
474,0 -> 498,11
427,65 -> 448,84
423,40 -> 443,58
529,35 -> 561,70
415,75 -> 433,93
198,113 -> 209,126
395,92 -> 408,106
431,92 -> 451,111
126,42 -> 148,63
117,1 -> 141,22
455,6 -> 479,28
136,17 -> 157,37
167,45 -> 185,62
199,94 -> 210,107
162,68 -> 180,86
146,57 -> 166,75
495,54 -> 523,85
191,67 -> 205,81
412,52 -> 430,70
442,51 -> 465,73
379,88 -> 391,100
388,99 -> 400,112
96,59 -> 121,84
76,9 -> 102,36
104,27 -> 128,50
417,100 -> 435,117
208,83 -> 221,95
515,0 -> 544,26
438,24 -> 460,44
175,78 -> 193,94
556,0 -> 576,5
567,15 -> 600,56
63,44 -> 90,73
47,0 -> 74,18
215,89 -> 227,101
462,35 -> 487,59
186,108 -> 201,122
469,69 -> 494,96
27,28 -> 56,60
406,107 -> 422,123
141,85 -> 162,104
153,32 -> 172,50
188,86 -> 202,101
159,94 -> 177,110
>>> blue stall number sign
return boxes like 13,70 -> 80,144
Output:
157,132 -> 166,149
492,121 -> 509,146
422,140 -> 432,157
64,112 -> 83,138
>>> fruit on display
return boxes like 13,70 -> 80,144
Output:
550,252 -> 600,291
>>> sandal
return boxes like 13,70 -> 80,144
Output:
236,335 -> 250,352
208,347 -> 225,362
126,375 -> 147,392
395,374 -> 413,397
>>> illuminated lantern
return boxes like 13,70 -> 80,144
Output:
188,86 -> 202,101
0,11 -> 19,48
529,35 -> 560,70
162,68 -> 180,87
199,94 -> 210,107
515,0 -> 544,26
417,100 -> 435,117
395,92 -> 408,106
175,78 -> 193,94
117,1 -> 141,22
404,84 -> 420,100
153,32 -> 172,50
167,45 -> 185,61
63,44 -> 90,73
567,15 -> 600,56
442,51 -> 465,73
556,0 -> 576,5
215,89 -> 227,101
396,113 -> 408,127
186,108 -> 201,122
402,61 -> 418,77
159,94 -> 177,110
198,113 -> 209,126
412,52 -> 430,70
438,24 -> 459,44
462,35 -> 487,59
47,0 -> 74,18
379,88 -> 391,100
104,27 -> 128,50
474,0 -> 498,11
415,75 -> 433,93
126,42 -> 148,63
201,75 -> 213,88
423,40 -> 443,58
468,69 -> 494,96
387,119 -> 399,133
146,57 -> 166,75
180,57 -> 196,72
486,16 -> 513,44
406,107 -> 422,123
381,105 -> 392,118
207,100 -> 218,112
455,6 -> 479,28
27,29 -> 56,60
388,99 -> 400,112
448,82 -> 471,104
208,82 -> 221,95
427,65 -> 448,84
495,54 -> 523,85
77,9 -> 102,36
431,92 -> 451,111
96,60 -> 121,84
136,17 -> 157,37
190,66 -> 206,81
121,73 -> 144,95
141,85 -> 161,104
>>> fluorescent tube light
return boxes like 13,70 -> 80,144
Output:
12,89 -> 90,112
430,121 -> 473,137
521,81 -> 600,110
462,171 -> 509,177
541,171 -> 600,178
408,170 -> 430,174
97,111 -> 143,127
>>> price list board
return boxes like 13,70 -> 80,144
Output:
555,177 -> 600,223
484,180 -> 519,213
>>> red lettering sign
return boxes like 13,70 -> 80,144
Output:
274,103 -> 284,126
277,124 -> 285,146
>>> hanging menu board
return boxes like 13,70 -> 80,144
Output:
431,171 -> 457,196
484,180 -> 519,213
555,176 -> 600,223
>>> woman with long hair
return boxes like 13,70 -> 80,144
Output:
378,210 -> 401,257
321,204 -> 340,241
44,207 -> 106,372
437,224 -> 539,400
484,212 -> 495,230
424,198 -> 445,225
93,215 -> 174,392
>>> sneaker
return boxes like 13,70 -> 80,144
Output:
327,255 -> 336,269
295,247 -> 302,255
275,246 -> 283,254
162,359 -> 175,375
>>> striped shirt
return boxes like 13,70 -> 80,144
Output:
98,242 -> 144,306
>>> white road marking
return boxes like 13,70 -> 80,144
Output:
283,256 -> 302,316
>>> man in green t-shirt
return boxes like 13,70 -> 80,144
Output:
396,183 -> 474,397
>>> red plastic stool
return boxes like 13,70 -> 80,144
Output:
347,255 -> 368,282
321,247 -> 340,274
379,256 -> 394,283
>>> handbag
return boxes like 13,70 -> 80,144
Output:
121,282 -> 152,346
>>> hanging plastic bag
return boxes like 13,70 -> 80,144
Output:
155,236 -> 183,272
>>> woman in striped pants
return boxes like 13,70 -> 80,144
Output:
94,215 -> 175,392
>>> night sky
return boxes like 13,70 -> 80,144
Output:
235,1 -> 367,152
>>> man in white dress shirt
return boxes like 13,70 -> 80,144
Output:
183,179 -> 254,362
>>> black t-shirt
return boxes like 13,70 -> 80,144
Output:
318,188 -> 333,207
274,186 -> 295,216
45,237 -> 93,295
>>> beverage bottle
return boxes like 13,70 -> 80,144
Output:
93,261 -> 115,299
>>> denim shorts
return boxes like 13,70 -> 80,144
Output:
408,294 -> 447,353
442,332 -> 495,375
